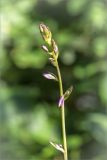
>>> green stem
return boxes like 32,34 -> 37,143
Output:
56,60 -> 68,160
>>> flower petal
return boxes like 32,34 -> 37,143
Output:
43,73 -> 58,81
58,96 -> 64,107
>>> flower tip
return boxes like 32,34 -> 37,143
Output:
43,73 -> 49,79
39,23 -> 45,32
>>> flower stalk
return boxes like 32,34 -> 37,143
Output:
39,23 -> 70,160
56,60 -> 68,160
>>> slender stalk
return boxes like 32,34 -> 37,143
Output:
39,23 -> 68,160
55,60 -> 68,160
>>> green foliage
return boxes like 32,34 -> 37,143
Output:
0,0 -> 107,159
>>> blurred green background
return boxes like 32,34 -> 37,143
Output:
0,0 -> 107,160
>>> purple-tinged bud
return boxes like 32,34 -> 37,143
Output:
49,58 -> 57,67
43,73 -> 58,81
41,45 -> 49,52
58,96 -> 64,107
51,39 -> 59,58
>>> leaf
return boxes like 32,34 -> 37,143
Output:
50,141 -> 64,153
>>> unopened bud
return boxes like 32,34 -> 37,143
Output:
51,39 -> 59,58
49,58 -> 57,66
41,45 -> 49,52
64,86 -> 73,101
43,72 -> 58,81
39,23 -> 52,45
50,141 -> 64,153
39,23 -> 44,33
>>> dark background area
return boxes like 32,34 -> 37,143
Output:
0,0 -> 107,159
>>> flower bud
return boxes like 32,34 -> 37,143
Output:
64,86 -> 73,100
51,39 -> 59,58
43,72 -> 58,81
50,141 -> 64,153
49,58 -> 57,67
39,23 -> 44,33
41,45 -> 49,52
39,23 -> 52,45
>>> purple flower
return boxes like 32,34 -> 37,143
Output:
43,73 -> 58,81
58,96 -> 64,107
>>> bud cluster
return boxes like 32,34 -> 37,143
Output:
39,23 -> 73,108
39,23 -> 59,66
